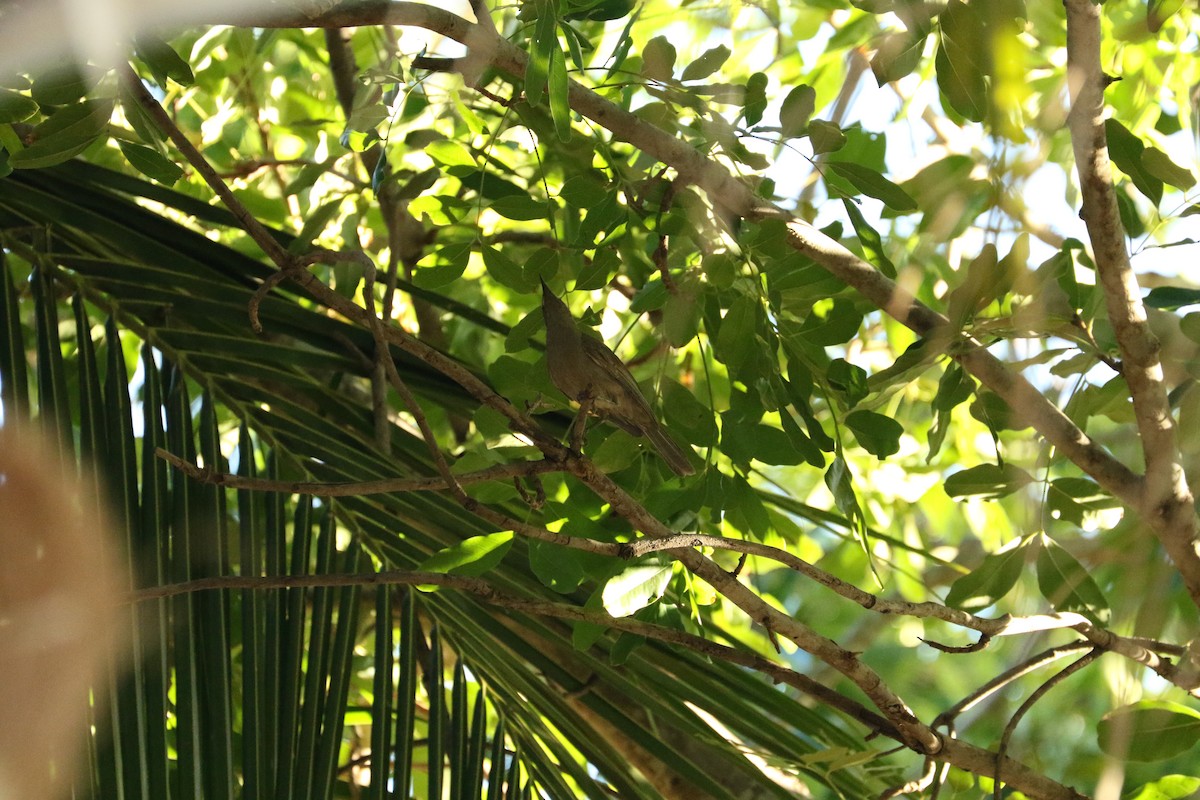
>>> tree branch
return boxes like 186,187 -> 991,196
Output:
1062,0 -> 1200,604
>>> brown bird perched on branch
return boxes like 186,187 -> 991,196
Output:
541,279 -> 695,476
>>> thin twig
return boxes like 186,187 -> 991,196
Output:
933,644 -> 1093,730
879,757 -> 937,800
993,649 -> 1100,800
119,64 -> 293,270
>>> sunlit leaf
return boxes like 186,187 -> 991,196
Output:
1125,774 -> 1200,800
602,565 -> 673,617
419,532 -> 514,576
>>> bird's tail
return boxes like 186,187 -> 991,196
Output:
644,421 -> 695,476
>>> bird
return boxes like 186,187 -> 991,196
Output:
540,279 -> 695,476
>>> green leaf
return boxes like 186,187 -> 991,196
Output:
871,26 -> 928,84
1115,184 -> 1147,236
1147,0 -> 1186,32
526,1 -> 556,106
824,455 -> 867,548
419,532 -> 514,576
681,45 -> 730,81
715,295 -> 758,372
9,99 -> 113,169
482,245 -> 535,292
1098,702 -> 1200,762
425,139 -> 476,168
602,565 -> 673,617
826,359 -> 869,408
742,72 -> 768,126
572,591 -> 611,652
589,428 -> 642,472
845,410 -> 903,458
727,475 -> 771,538
662,379 -> 717,446
609,631 -> 646,665
946,243 -> 999,328
934,0 -> 987,121
118,140 -> 183,185
575,191 -> 624,245
1142,146 -> 1195,190
0,88 -> 37,123
548,45 -> 572,141
529,540 -> 585,593
505,308 -> 545,352
30,64 -> 100,105
841,198 -> 896,278
288,199 -> 343,255
414,242 -> 471,288
1105,119 -> 1163,206
575,248 -> 619,290
779,84 -> 815,138
1036,536 -> 1110,624
491,195 -> 550,221
1125,774 -> 1200,800
808,120 -> 846,154
1145,286 -> 1200,310
800,298 -> 862,346
1046,477 -> 1120,526
775,404 -> 824,467
945,540 -> 1029,610
346,102 -> 388,132
118,81 -> 166,147
135,36 -> 196,87
561,20 -> 588,69
566,0 -> 633,21
722,419 -> 807,466
662,281 -> 701,347
826,162 -> 917,211
944,463 -> 1033,499
559,175 -> 607,208
702,252 -> 737,288
969,389 -> 1027,432
641,36 -> 676,82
